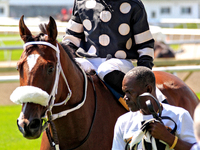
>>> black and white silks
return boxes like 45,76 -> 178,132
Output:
63,0 -> 154,69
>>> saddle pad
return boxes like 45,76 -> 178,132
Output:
103,81 -> 129,111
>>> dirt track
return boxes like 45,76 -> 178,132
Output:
0,82 -> 19,105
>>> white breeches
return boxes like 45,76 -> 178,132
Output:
75,58 -> 134,80
75,57 -> 166,102
76,58 -> 134,80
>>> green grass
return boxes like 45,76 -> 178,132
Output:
0,105 -> 42,150
0,34 -> 23,61
0,50 -> 24,61
0,34 -> 63,61
0,34 -> 20,38
174,23 -> 200,29
170,44 -> 181,51
196,93 -> 200,99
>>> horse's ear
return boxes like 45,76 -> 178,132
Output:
46,16 -> 57,42
19,15 -> 32,42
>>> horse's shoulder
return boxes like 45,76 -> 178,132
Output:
154,71 -> 185,87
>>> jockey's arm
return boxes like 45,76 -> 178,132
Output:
131,5 -> 155,69
62,0 -> 84,53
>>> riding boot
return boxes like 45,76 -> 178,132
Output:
103,70 -> 125,95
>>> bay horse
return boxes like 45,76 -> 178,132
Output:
10,16 -> 199,150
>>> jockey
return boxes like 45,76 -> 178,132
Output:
62,0 -> 155,97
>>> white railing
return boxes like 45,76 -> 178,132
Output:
1,19 -> 200,82
152,65 -> 200,72
0,75 -> 19,82
1,65 -> 200,82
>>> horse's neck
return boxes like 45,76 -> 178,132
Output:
54,43 -> 92,122
50,44 -> 96,148
53,103 -> 94,147
59,44 -> 84,102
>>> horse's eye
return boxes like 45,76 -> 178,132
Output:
47,66 -> 54,75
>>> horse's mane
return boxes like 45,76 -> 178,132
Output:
22,33 -> 46,43
24,31 -> 76,64
39,23 -> 76,62
59,42 -> 78,65
38,23 -> 84,71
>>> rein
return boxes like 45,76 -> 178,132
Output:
23,41 -> 97,150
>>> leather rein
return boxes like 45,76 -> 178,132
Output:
23,41 -> 97,150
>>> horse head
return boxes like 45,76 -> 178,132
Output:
10,15 -> 78,139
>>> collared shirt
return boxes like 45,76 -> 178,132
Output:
190,142 -> 200,150
112,103 -> 196,150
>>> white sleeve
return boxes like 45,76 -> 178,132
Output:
177,110 -> 197,144
112,118 -> 126,150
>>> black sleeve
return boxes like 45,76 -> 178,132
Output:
68,42 -> 79,52
137,55 -> 154,69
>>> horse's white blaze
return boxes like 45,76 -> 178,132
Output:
22,103 -> 27,113
18,112 -> 27,127
10,86 -> 50,106
27,54 -> 40,72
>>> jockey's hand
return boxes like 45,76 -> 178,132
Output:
147,121 -> 173,142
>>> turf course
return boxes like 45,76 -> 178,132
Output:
0,34 -> 23,61
0,33 -> 64,61
0,105 -> 41,150
0,34 -> 41,149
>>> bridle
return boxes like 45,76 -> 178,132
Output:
23,41 -> 88,120
23,41 -> 97,150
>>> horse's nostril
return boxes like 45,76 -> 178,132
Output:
29,119 -> 41,129
17,119 -> 25,134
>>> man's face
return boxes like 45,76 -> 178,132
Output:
122,76 -> 146,112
